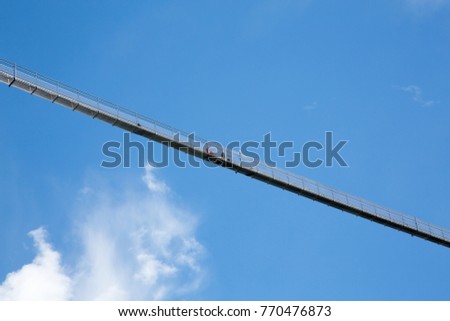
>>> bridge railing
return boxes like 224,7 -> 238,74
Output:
1,58 -> 449,244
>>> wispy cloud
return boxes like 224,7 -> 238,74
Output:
0,167 -> 204,300
401,85 -> 436,108
143,165 -> 170,193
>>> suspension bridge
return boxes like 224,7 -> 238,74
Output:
0,58 -> 449,248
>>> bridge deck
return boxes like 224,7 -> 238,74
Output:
1,58 -> 449,248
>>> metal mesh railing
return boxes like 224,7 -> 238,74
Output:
1,58 -> 449,244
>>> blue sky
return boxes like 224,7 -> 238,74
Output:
0,0 -> 449,300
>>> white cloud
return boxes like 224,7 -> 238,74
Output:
0,167 -> 204,301
401,85 -> 436,108
73,168 -> 203,300
143,165 -> 169,193
0,228 -> 72,300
